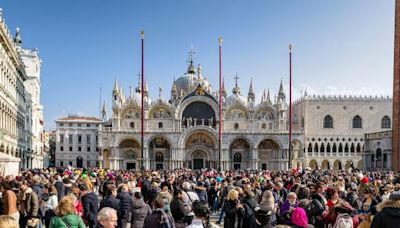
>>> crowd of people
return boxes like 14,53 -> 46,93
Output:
0,167 -> 399,228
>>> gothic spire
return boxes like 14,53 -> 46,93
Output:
278,79 -> 285,96
267,88 -> 271,102
171,77 -> 177,92
113,79 -> 119,94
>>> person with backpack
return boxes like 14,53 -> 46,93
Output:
241,189 -> 257,228
143,197 -> 176,228
255,190 -> 275,228
49,196 -> 86,228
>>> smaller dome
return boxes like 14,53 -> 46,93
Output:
226,93 -> 248,106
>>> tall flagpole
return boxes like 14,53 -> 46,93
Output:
218,36 -> 223,170
140,30 -> 145,170
288,44 -> 293,169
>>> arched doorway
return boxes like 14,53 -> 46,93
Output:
192,150 -> 207,170
258,139 -> 281,170
357,160 -> 362,169
321,160 -> 330,170
333,160 -> 342,170
230,138 -> 250,169
119,138 -> 140,170
185,132 -> 215,169
76,156 -> 83,168
149,137 -> 170,170
309,160 -> 317,169
345,160 -> 353,170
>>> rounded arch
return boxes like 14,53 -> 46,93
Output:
333,160 -> 342,170
230,138 -> 251,161
254,107 -> 277,120
321,160 -> 330,170
357,160 -> 363,169
178,127 -> 218,149
177,96 -> 219,121
0,143 -> 4,153
121,106 -> 141,119
255,136 -> 284,150
225,105 -> 250,120
345,160 -> 354,170
228,136 -> 254,149
149,136 -> 171,167
148,105 -> 172,119
309,160 -> 318,169
352,115 -> 362,128
381,115 -> 391,128
323,115 -> 333,128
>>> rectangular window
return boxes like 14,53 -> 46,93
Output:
69,134 -> 73,144
87,146 -> 90,152
60,146 -> 64,151
60,134 -> 64,143
69,123 -> 73,127
60,123 -> 64,127
69,146 -> 72,151
69,161 -> 73,166
95,135 -> 98,144
78,135 -> 82,144
96,124 -> 99,127
78,123 -> 81,127
87,135 -> 91,144
78,146 -> 81,152
87,123 -> 91,127
96,147 -> 99,152
60,161 -> 64,166
87,161 -> 91,167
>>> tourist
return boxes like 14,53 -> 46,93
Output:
96,207 -> 118,228
124,191 -> 152,228
80,183 -> 98,228
170,190 -> 190,228
41,183 -> 58,228
143,197 -> 175,228
186,200 -> 218,228
224,189 -> 243,228
18,180 -> 39,228
255,190 -> 275,228
279,192 -> 298,225
0,182 -> 19,222
371,191 -> 400,228
100,185 -> 120,211
242,189 -> 257,228
49,196 -> 86,228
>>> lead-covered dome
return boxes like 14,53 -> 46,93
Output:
175,61 -> 212,96
226,85 -> 247,106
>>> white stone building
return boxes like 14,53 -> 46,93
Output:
292,94 -> 392,170
363,130 -> 392,169
55,116 -> 101,168
19,47 -> 46,168
99,58 -> 302,170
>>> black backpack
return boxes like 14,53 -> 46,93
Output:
255,208 -> 272,225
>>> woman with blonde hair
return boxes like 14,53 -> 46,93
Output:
0,215 -> 18,228
224,189 -> 244,228
49,196 -> 86,228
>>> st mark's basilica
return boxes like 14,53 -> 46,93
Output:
98,55 -> 303,170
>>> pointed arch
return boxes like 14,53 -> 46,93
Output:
320,143 -> 325,153
323,115 -> 333,128
326,143 -> 331,153
332,143 -> 337,153
308,143 -> 312,153
352,115 -> 362,128
381,116 -> 391,128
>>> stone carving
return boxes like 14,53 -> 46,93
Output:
227,109 -> 246,120
152,108 -> 171,119
257,109 -> 274,120
186,133 -> 213,147
125,109 -> 140,119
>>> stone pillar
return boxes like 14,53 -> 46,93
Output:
393,0 -> 400,171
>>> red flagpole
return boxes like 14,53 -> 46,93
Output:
141,31 -> 144,170
218,37 -> 223,170
288,44 -> 293,169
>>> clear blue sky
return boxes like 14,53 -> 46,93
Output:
1,0 -> 395,130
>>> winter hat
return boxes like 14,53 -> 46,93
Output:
389,191 -> 400,201
291,207 -> 308,228
361,177 -> 369,184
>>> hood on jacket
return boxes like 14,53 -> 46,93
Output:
132,199 -> 147,209
376,199 -> 400,218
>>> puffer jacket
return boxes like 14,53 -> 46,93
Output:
371,199 -> 400,228
49,213 -> 86,228
125,199 -> 152,228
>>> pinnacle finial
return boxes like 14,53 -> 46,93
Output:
218,36 -> 223,46
140,30 -> 144,39
14,27 -> 22,46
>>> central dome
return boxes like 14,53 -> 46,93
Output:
175,61 -> 212,96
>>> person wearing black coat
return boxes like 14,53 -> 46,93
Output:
53,175 -> 65,201
99,185 -> 120,213
117,184 -> 132,228
80,184 -> 99,228
241,189 -> 257,228
224,189 -> 244,228
371,191 -> 400,228
170,190 -> 189,228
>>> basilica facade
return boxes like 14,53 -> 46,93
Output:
98,59 -> 303,170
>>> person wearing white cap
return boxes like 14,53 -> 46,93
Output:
371,191 -> 400,228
